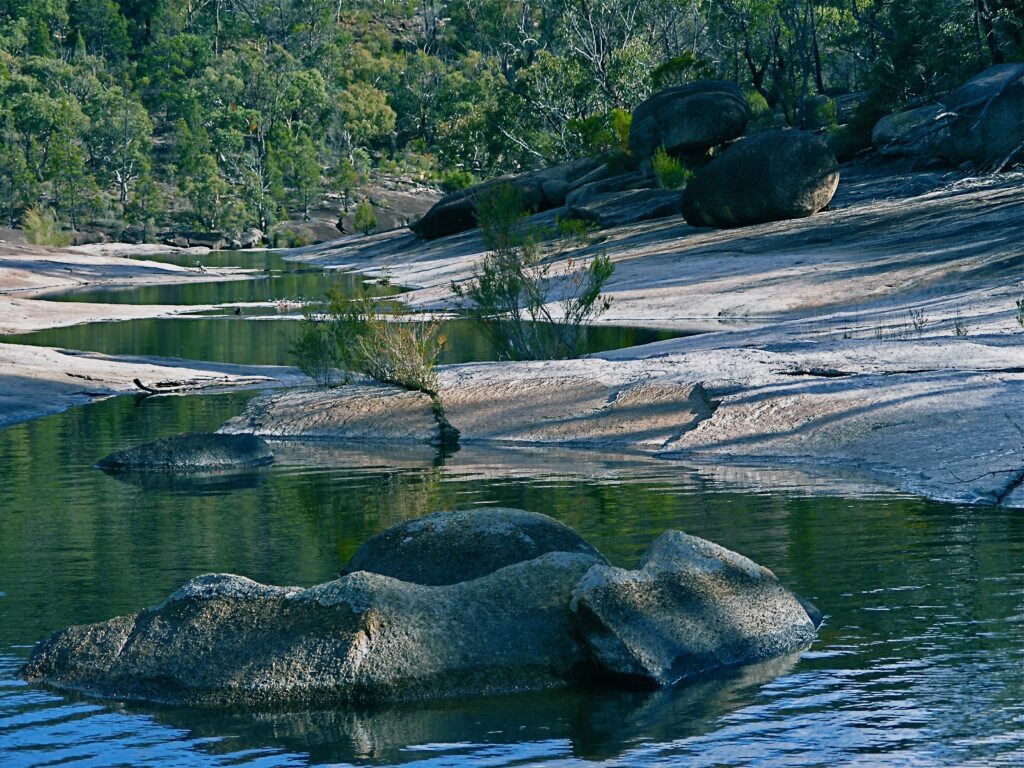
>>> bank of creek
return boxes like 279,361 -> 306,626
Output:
0,161 -> 1022,766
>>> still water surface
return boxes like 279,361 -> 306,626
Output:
0,393 -> 1021,767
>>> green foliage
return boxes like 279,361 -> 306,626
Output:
354,201 -> 376,235
745,90 -> 771,117
1015,298 -> 1023,328
652,147 -> 693,190
22,205 -> 70,246
440,169 -> 476,193
291,312 -> 347,389
453,184 -> 614,360
651,52 -> 710,89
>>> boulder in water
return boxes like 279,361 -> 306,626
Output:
629,81 -> 749,160
97,432 -> 274,471
22,552 -> 602,705
341,508 -> 607,585
682,129 -> 839,228
570,530 -> 820,686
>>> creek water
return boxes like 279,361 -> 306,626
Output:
0,393 -> 1021,767
1,251 -> 1021,767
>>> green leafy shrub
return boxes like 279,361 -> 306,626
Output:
745,90 -> 771,117
354,201 -> 377,235
652,147 -> 694,190
440,169 -> 476,193
1016,297 -> 1024,328
290,311 -> 347,388
452,183 -> 614,360
22,206 -> 70,246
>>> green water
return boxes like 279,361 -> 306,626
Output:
2,317 -> 683,366
0,393 -> 1022,766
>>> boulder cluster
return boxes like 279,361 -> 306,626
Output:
21,508 -> 821,706
411,79 -> 841,237
869,64 -> 1024,170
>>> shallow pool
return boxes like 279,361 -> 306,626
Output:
0,393 -> 1021,767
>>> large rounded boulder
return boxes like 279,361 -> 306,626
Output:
942,63 -> 1024,168
570,531 -> 820,687
629,81 -> 749,160
97,432 -> 274,471
682,129 -> 839,228
341,508 -> 607,585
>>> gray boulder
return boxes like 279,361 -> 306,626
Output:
97,433 -> 274,471
942,63 -> 1024,168
411,159 -> 601,239
682,130 -> 839,228
341,508 -> 607,585
566,189 -> 683,229
871,105 -> 948,158
570,531 -> 819,686
629,81 -> 749,160
22,552 -> 602,706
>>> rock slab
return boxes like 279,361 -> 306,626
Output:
97,432 -> 274,471
942,63 -> 1024,168
341,508 -> 608,585
682,129 -> 839,228
570,531 -> 818,686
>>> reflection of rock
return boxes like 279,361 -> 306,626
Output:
682,130 -> 839,228
133,650 -> 802,766
100,467 -> 264,495
571,531 -> 817,686
341,508 -> 607,585
97,432 -> 274,471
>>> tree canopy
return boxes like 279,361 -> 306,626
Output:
0,0 -> 1020,235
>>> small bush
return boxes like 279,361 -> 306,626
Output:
23,206 -> 70,246
453,183 -> 614,360
652,147 -> 694,190
290,312 -> 347,389
1016,297 -> 1024,328
555,216 -> 596,245
354,201 -> 377,235
440,169 -> 476,193
745,90 -> 771,117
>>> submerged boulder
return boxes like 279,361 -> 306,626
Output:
629,81 -> 749,160
341,508 -> 607,585
942,63 -> 1024,168
97,432 -> 274,471
22,553 -> 601,706
570,531 -> 819,686
682,130 -> 839,228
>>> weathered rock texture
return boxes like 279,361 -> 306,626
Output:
629,81 -> 749,159
570,531 -> 818,686
942,63 -> 1024,168
222,377 -> 714,452
682,130 -> 839,227
22,553 -> 602,705
219,385 -> 442,444
871,105 -> 947,157
341,508 -> 608,585
97,432 -> 274,471
566,189 -> 683,228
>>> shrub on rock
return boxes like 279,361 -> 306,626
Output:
629,81 -> 749,160
682,129 -> 839,228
